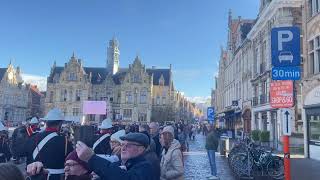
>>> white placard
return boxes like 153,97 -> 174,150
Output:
282,108 -> 292,136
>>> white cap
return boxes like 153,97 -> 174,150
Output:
161,126 -> 175,136
0,122 -> 7,131
111,130 -> 126,143
98,118 -> 113,129
41,108 -> 65,121
30,117 -> 39,124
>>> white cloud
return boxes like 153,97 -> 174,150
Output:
186,96 -> 211,104
22,74 -> 47,91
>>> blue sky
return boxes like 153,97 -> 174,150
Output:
0,0 -> 259,98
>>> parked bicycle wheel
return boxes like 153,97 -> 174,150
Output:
231,152 -> 253,177
267,156 -> 284,180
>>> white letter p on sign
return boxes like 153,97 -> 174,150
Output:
278,30 -> 293,51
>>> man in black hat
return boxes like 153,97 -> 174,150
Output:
76,132 -> 156,180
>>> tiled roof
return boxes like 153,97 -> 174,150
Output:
84,67 -> 107,84
240,22 -> 254,40
48,66 -> 107,84
146,69 -> 171,86
48,66 -> 171,86
112,68 -> 128,85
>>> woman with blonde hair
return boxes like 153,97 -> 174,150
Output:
160,126 -> 184,180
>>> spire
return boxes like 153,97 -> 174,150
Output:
72,51 -> 75,58
134,55 -> 141,64
228,9 -> 232,27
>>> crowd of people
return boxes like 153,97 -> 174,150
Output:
0,108 -> 220,180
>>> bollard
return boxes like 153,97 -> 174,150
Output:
283,135 -> 291,180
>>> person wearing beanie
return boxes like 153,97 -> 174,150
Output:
64,151 -> 92,180
160,126 -> 184,180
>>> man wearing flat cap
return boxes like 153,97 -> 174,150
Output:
75,132 -> 157,180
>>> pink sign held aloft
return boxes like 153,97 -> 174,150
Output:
83,101 -> 107,115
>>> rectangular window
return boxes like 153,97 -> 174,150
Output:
156,96 -> 160,105
310,40 -> 314,50
114,109 -> 121,120
123,109 -> 132,119
140,90 -> 147,104
162,97 -> 166,105
138,113 -> 147,122
73,108 -> 80,116
308,115 -> 320,142
309,39 -> 316,74
68,73 -> 77,81
310,53 -> 315,74
76,90 -> 81,101
125,91 -> 132,104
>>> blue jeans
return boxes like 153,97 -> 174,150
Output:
207,150 -> 217,176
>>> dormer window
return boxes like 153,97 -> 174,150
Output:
132,74 -> 140,83
68,72 -> 77,81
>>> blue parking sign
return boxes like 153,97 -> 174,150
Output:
271,26 -> 300,67
207,107 -> 214,121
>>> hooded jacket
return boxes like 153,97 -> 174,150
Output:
160,139 -> 184,180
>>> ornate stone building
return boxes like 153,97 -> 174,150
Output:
45,38 -> 182,123
0,63 -> 44,125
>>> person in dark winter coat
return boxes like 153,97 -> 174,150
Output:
139,125 -> 160,180
0,163 -> 25,180
0,130 -> 11,163
205,126 -> 219,180
11,125 -> 30,163
76,132 -> 156,180
25,108 -> 73,180
93,118 -> 113,156
144,148 -> 160,180
149,122 -> 162,158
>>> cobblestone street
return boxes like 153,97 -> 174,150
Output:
184,133 -> 235,180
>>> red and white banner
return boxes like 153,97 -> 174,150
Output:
270,80 -> 294,108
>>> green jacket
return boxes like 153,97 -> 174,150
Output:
205,131 -> 219,151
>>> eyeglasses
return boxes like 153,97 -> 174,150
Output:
65,162 -> 80,167
121,143 -> 144,149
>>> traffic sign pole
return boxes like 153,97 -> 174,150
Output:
283,135 -> 291,180
271,26 -> 299,180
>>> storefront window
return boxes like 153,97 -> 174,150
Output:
308,115 -> 320,142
